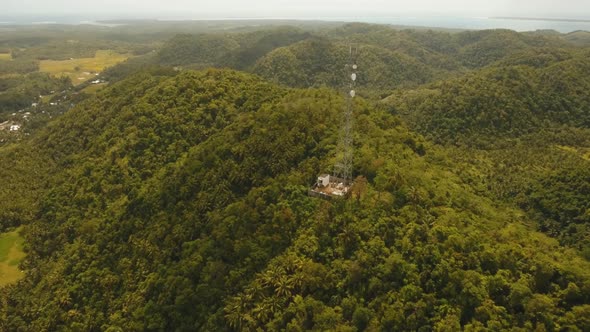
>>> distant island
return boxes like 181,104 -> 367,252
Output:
492,16 -> 590,23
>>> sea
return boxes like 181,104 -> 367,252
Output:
0,15 -> 589,33
354,16 -> 590,33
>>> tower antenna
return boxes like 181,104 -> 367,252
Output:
333,44 -> 358,186
309,44 -> 359,199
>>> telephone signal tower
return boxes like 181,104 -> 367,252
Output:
309,44 -> 359,199
333,44 -> 358,186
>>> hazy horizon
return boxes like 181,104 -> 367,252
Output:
4,0 -> 590,20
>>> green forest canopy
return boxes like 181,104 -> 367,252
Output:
0,21 -> 589,331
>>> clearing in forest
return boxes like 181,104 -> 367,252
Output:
39,50 -> 130,85
0,228 -> 25,286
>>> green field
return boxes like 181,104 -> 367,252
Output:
0,228 -> 25,286
0,53 -> 11,60
39,50 -> 130,85
81,82 -> 108,94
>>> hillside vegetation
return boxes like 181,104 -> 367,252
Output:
0,68 -> 588,331
103,23 -> 575,97
0,21 -> 590,331
388,50 -> 590,145
385,47 -> 590,259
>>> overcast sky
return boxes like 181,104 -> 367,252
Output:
4,0 -> 589,18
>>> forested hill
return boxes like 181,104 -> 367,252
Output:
102,23 -> 577,96
384,46 -> 590,261
156,27 -> 312,70
388,49 -> 590,145
1,67 -> 590,331
1,20 -> 590,331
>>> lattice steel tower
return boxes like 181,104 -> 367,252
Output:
333,45 -> 358,185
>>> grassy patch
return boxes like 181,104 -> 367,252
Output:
81,82 -> 108,94
556,145 -> 590,161
40,94 -> 56,103
39,50 -> 130,85
0,228 -> 25,286
0,73 -> 22,79
0,53 -> 12,60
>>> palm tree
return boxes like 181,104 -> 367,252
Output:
264,296 -> 284,315
274,275 -> 294,298
289,272 -> 305,292
409,186 -> 422,207
245,280 -> 263,299
252,301 -> 271,323
261,265 -> 284,288
224,293 -> 251,330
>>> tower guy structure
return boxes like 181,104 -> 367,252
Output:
309,44 -> 359,199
